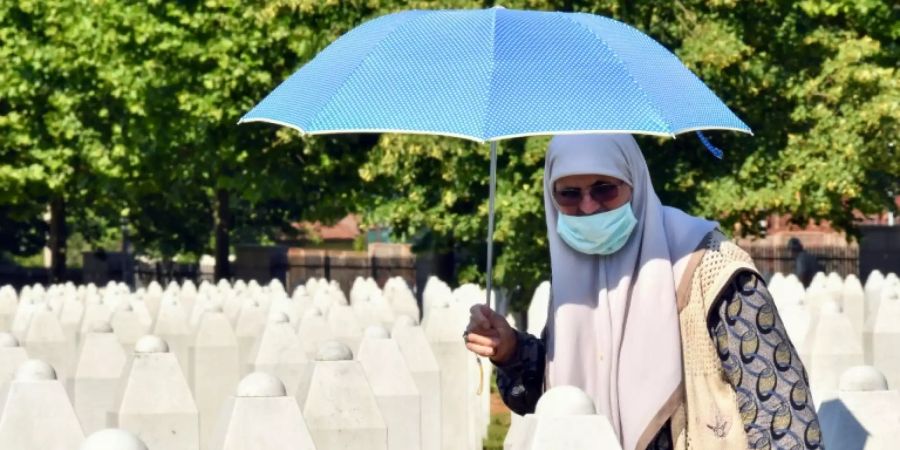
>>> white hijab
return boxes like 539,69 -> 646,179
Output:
543,134 -> 716,450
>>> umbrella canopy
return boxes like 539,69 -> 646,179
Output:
240,7 -> 752,315
240,7 -> 750,141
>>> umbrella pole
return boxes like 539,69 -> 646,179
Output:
485,140 -> 498,308
476,140 -> 499,396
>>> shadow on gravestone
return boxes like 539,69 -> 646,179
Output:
818,399 -> 870,449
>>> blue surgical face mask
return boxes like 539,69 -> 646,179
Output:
556,202 -> 638,255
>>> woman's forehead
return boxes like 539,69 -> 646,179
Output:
554,173 -> 625,187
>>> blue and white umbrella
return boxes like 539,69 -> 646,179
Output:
241,7 -> 752,307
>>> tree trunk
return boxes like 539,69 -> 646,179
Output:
214,188 -> 230,281
48,196 -> 67,283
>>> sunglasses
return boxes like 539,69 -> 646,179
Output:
553,180 -> 626,207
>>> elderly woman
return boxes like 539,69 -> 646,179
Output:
464,134 -> 821,449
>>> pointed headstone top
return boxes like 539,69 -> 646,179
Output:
316,341 -> 353,361
364,325 -> 390,339
535,385 -> 596,417
237,372 -> 287,397
87,321 -> 114,333
80,429 -> 148,450
0,332 -> 19,347
839,366 -> 889,391
134,335 -> 169,354
15,359 -> 56,381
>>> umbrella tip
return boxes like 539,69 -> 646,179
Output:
491,4 -> 506,9
696,131 -> 724,160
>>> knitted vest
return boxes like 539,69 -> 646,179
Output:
670,230 -> 758,450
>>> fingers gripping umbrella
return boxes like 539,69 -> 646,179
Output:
240,6 -> 751,390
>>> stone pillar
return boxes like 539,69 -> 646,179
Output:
391,319 -> 441,450
872,286 -> 900,389
520,385 -> 621,450
526,281 -> 551,336
209,372 -> 317,450
247,313 -> 309,397
22,304 -> 73,386
819,366 -> 900,449
297,308 -> 334,360
0,333 -> 28,387
72,322 -> 127,434
357,327 -> 421,450
0,359 -> 85,448
425,300 -> 477,450
80,428 -> 148,450
110,335 -> 199,450
153,297 -> 193,373
190,305 -> 240,449
303,341 -> 386,450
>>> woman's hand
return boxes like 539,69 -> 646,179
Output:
465,304 -> 517,364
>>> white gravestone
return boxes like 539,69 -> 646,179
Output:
59,296 -> 85,344
872,285 -> 900,389
526,281 -> 551,336
110,335 -> 200,450
357,328 -> 421,450
22,304 -> 73,386
523,385 -> 622,450
0,333 -> 28,388
210,372 -> 318,450
0,359 -> 85,449
391,320 -> 441,450
807,300 -> 864,405
234,300 -> 268,369
153,297 -> 193,372
72,322 -> 128,434
80,428 -> 148,450
190,305 -> 240,449
303,341 -> 387,450
79,300 -> 113,341
425,300 -> 479,450
326,304 -> 363,355
0,286 -> 16,331
842,274 -> 866,336
297,308 -> 334,360
247,313 -> 310,397
111,302 -> 153,353
819,366 -> 900,450
384,277 -> 420,322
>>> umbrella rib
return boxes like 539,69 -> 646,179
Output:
560,13 -> 674,136
479,7 -> 500,142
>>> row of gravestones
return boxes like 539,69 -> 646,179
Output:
522,270 -> 900,449
0,275 -> 505,450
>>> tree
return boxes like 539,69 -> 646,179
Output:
0,0 -> 133,279
105,1 -> 393,277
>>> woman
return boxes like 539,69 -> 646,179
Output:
464,134 -> 821,449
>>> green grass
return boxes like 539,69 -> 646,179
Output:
483,410 -> 511,450
483,373 -> 511,450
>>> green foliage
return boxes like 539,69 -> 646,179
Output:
0,0 -> 130,260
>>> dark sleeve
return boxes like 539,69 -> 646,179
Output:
493,330 -> 546,415
707,270 -> 824,449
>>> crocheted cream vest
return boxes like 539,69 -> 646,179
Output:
670,230 -> 758,450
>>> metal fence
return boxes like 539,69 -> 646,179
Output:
742,244 -> 859,279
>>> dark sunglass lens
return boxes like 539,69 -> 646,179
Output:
555,189 -> 581,206
590,183 -> 620,202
